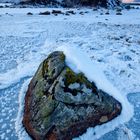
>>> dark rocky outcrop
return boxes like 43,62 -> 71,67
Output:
21,0 -> 121,8
23,51 -> 122,140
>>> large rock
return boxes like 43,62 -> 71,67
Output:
23,51 -> 122,140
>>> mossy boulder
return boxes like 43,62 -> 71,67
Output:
23,51 -> 122,140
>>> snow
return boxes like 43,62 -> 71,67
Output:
0,3 -> 13,6
0,0 -> 20,3
0,6 -> 140,140
0,40 -> 53,89
15,79 -> 31,140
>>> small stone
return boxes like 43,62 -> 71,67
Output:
27,12 -> 33,15
116,8 -> 122,12
99,116 -> 108,123
79,11 -> 84,15
52,10 -> 63,14
66,10 -> 75,15
105,11 -> 109,15
125,5 -> 131,10
116,12 -> 122,15
93,8 -> 97,11
39,11 -> 51,15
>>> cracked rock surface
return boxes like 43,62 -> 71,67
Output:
23,51 -> 122,140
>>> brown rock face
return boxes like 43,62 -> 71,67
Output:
23,51 -> 122,140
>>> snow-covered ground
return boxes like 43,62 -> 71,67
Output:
0,7 -> 140,140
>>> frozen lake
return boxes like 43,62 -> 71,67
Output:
0,7 -> 140,140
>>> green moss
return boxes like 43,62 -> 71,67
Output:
34,79 -> 45,98
65,67 -> 77,86
41,52 -> 65,77
35,90 -> 44,99
65,67 -> 92,89
59,52 -> 65,62
43,116 -> 51,129
42,59 -> 49,77
33,63 -> 44,83
32,60 -> 48,99
32,59 -> 49,84
40,95 -> 58,118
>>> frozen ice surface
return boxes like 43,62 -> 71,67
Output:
0,7 -> 140,140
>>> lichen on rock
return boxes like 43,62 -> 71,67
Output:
23,51 -> 122,140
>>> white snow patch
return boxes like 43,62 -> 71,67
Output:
15,78 -> 31,140
0,40 -> 55,90
117,125 -> 134,140
0,62 -> 34,89
0,133 -> 5,140
57,46 -> 134,140
0,3 -> 13,6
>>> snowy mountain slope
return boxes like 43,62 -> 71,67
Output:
0,0 -> 120,8
0,0 -> 20,3
0,7 -> 140,140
